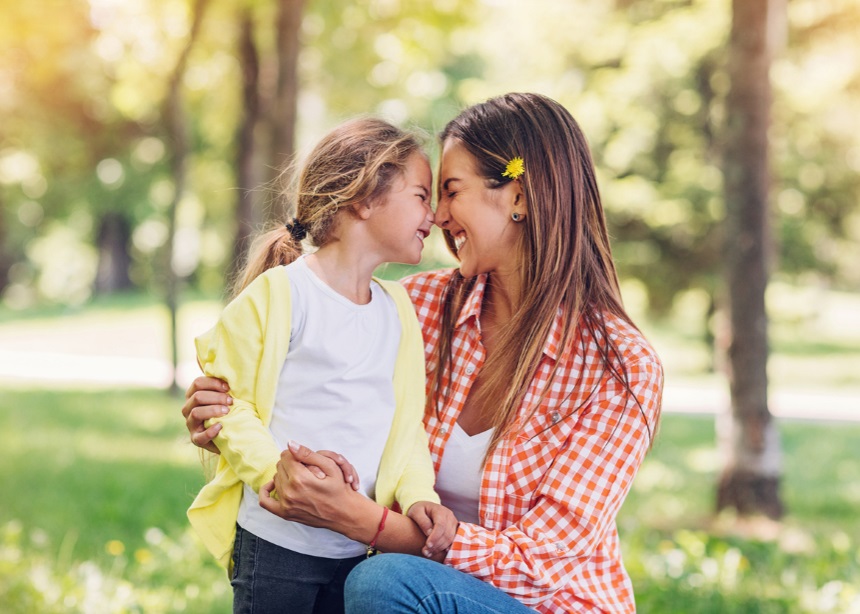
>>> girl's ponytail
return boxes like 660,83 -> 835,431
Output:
229,223 -> 303,299
227,117 -> 421,301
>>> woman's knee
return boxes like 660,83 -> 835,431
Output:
345,554 -> 428,612
346,554 -> 411,593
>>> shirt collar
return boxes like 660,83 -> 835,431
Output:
542,306 -> 566,362
454,273 -> 566,362
454,274 -> 487,328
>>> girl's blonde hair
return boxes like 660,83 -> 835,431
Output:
230,117 -> 424,297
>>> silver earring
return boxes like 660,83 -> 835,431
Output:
512,212 -> 522,222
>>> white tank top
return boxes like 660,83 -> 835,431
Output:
434,422 -> 493,525
237,257 -> 401,558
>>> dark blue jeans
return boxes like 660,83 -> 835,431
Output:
344,553 -> 535,613
232,524 -> 365,614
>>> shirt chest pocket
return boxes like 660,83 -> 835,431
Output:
503,415 -> 575,503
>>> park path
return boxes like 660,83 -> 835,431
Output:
1,299 -> 857,421
1,348 -> 857,423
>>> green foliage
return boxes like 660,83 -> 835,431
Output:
302,0 -> 476,127
2,0 -> 860,327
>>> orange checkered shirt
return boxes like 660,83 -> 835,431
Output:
401,269 -> 664,613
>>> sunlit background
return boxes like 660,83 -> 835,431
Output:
1,0 -> 859,611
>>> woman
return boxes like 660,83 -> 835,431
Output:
184,93 -> 663,613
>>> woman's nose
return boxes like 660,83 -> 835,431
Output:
434,197 -> 449,228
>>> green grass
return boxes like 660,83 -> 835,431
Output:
1,389 -> 859,612
0,389 -> 204,563
619,415 -> 860,613
0,388 -> 231,613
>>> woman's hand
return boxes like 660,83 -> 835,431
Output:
181,376 -> 232,453
259,441 -> 364,530
407,501 -> 458,559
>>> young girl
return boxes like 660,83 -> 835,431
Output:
187,118 -> 457,614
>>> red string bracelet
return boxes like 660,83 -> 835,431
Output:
366,506 -> 389,558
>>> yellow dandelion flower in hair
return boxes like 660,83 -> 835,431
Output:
502,156 -> 525,179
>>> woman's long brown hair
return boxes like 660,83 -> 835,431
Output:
430,93 -> 656,457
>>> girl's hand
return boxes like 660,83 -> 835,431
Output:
316,451 -> 361,491
181,376 -> 232,453
407,501 -> 458,559
275,449 -> 359,485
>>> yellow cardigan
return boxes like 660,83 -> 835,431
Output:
187,266 -> 439,568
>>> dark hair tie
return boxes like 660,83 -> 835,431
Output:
285,218 -> 307,241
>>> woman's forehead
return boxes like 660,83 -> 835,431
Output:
439,140 -> 478,176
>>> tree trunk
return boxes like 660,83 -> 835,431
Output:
716,0 -> 783,519
163,0 -> 209,394
94,212 -> 132,294
263,0 -> 305,222
0,193 -> 12,295
230,7 -> 263,284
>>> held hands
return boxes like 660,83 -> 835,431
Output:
407,501 -> 458,560
314,450 -> 360,489
259,441 -> 362,529
259,442 -> 457,560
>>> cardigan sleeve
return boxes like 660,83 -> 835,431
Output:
195,271 -> 288,493
380,279 -> 440,513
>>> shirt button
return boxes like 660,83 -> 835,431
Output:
440,427 -> 448,435
555,541 -> 565,552
550,411 -> 561,424
465,365 -> 475,375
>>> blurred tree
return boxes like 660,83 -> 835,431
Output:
0,1 -> 152,302
163,0 -> 211,393
0,191 -> 11,294
231,6 -> 263,281
229,0 -> 306,282
716,0 -> 783,519
267,0 -> 305,183
94,212 -> 132,292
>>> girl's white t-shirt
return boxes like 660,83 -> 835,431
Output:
237,257 -> 401,558
434,422 -> 493,525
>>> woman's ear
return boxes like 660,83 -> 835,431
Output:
510,182 -> 527,221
